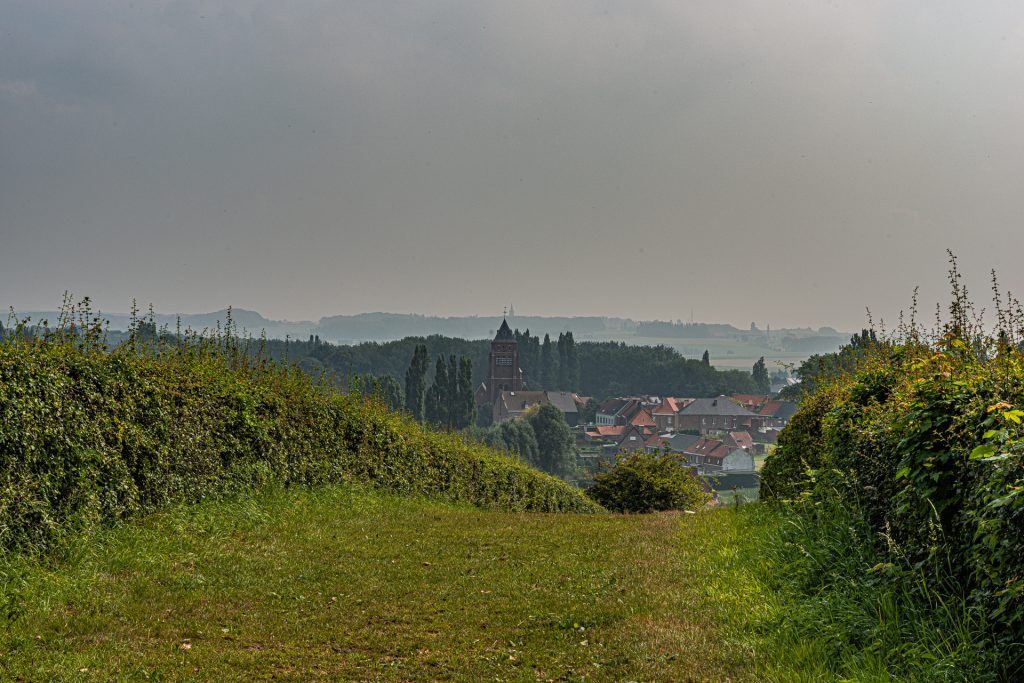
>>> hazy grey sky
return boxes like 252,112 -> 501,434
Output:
3,1 -> 1024,329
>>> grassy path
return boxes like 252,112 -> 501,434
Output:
0,488 -> 761,682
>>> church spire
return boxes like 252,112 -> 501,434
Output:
495,317 -> 514,341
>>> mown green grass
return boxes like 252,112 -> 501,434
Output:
0,485 -> 1002,682
0,486 -> 760,682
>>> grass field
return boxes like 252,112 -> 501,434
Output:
0,486 -> 772,682
579,333 -> 834,370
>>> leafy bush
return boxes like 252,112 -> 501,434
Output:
760,258 -> 1024,666
0,317 -> 599,553
587,450 -> 709,513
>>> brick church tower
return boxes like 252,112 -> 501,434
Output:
486,318 -> 524,404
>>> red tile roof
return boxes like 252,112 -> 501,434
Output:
645,434 -> 669,448
727,431 -> 754,449
683,437 -> 736,463
629,408 -> 657,428
651,397 -> 680,415
730,394 -> 770,410
759,400 -> 788,416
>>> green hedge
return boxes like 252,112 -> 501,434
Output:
0,336 -> 599,552
761,338 -> 1024,646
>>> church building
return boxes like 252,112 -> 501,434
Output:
475,318 -> 524,407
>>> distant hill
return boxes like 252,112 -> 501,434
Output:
315,313 -> 624,343
6,307 -> 848,364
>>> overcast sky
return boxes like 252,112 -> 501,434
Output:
3,1 -> 1024,329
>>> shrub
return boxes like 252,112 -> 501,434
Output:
759,257 -> 1024,664
587,450 -> 709,513
0,322 -> 600,553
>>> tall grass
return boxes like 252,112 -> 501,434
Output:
745,493 -> 1010,682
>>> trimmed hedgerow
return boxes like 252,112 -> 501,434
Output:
0,329 -> 599,552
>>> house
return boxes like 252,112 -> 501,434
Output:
584,425 -> 628,442
545,391 -> 582,427
628,407 -> 656,429
757,400 -> 798,429
595,398 -> 630,426
677,396 -> 758,434
615,424 -> 650,452
659,436 -> 700,456
683,437 -> 755,473
595,397 -> 651,427
729,394 -> 770,413
651,397 -> 681,432
643,432 -> 672,452
724,431 -> 754,451
494,390 -> 583,426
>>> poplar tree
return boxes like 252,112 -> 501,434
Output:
557,333 -> 569,390
565,331 -> 579,390
404,344 -> 429,421
541,334 -> 555,390
426,355 -> 450,426
447,354 -> 459,425
456,356 -> 476,429
752,356 -> 770,394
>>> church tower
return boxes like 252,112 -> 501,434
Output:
487,318 -> 524,404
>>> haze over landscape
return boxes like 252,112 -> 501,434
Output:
4,1 -> 1024,329
6,3 -> 1024,681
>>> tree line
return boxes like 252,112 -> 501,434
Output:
469,403 -> 577,480
404,345 -> 476,430
253,331 -> 760,401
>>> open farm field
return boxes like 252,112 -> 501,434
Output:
576,333 -> 827,370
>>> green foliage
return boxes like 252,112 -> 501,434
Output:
782,328 -> 880,401
579,397 -> 600,425
761,258 -> 1024,665
751,356 -> 769,394
425,355 -> 449,426
525,403 -> 578,480
476,418 -> 540,467
456,356 -> 476,429
404,344 -> 429,420
424,354 -> 475,430
0,321 -> 599,554
575,341 -> 758,398
541,333 -> 554,390
555,331 -> 579,390
513,327 -> 541,387
760,385 -> 845,500
257,329 -> 759,401
476,407 -> 576,480
350,373 -> 402,411
748,494 -> 1010,681
587,450 -> 710,513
